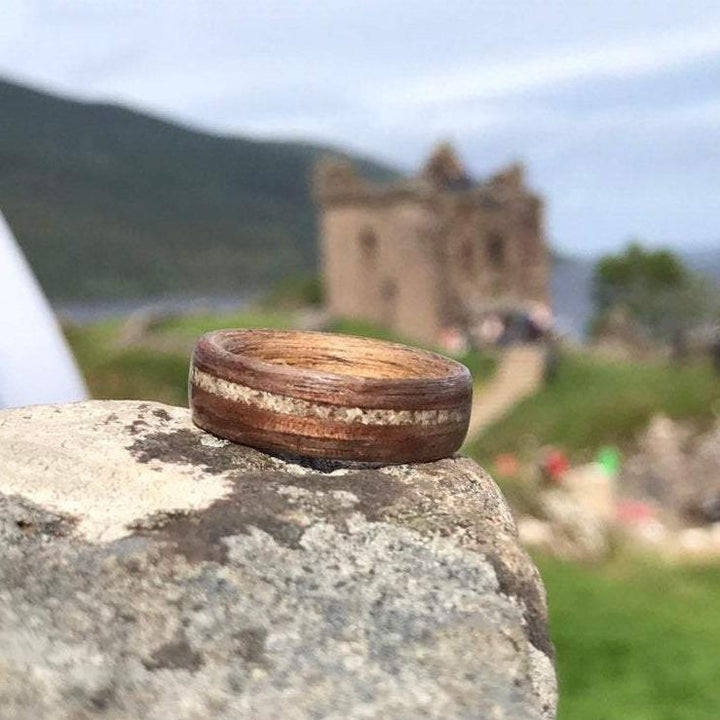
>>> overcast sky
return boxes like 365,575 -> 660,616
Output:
1,0 -> 719,256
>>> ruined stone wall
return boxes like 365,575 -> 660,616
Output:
518,196 -> 550,304
320,197 -> 444,344
439,192 -> 549,315
316,150 -> 550,344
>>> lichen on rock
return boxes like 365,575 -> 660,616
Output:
0,400 -> 556,719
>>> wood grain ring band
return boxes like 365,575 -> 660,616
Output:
189,329 -> 472,463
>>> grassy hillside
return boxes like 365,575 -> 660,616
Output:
0,77 -> 398,301
469,352 -> 720,464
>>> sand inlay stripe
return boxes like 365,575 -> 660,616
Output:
191,367 -> 466,427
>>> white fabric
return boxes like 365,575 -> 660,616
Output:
0,210 -> 87,408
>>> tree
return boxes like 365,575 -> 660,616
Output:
591,243 -> 718,341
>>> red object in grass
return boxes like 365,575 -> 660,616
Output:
543,449 -> 569,482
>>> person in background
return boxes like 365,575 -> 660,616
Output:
543,337 -> 560,384
478,314 -> 505,346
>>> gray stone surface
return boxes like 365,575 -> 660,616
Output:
622,415 -> 720,519
0,400 -> 556,719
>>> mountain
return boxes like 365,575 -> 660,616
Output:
0,78 -> 398,301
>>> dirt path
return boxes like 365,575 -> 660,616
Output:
466,344 -> 546,441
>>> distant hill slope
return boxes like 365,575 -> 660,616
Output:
0,78 -> 398,301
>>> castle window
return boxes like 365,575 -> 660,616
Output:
487,232 -> 506,269
360,229 -> 377,262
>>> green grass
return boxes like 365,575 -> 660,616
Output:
65,321 -> 190,406
469,351 -> 720,464
539,554 -> 720,720
464,352 -> 720,718
64,308 -> 298,406
149,309 -> 294,342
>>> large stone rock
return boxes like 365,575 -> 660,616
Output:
622,415 -> 720,520
0,400 -> 556,719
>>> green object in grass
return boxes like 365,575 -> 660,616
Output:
596,445 -> 621,475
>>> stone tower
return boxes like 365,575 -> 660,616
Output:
315,144 -> 550,345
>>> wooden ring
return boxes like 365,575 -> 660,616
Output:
189,329 -> 472,463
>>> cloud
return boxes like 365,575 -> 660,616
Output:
381,25 -> 720,107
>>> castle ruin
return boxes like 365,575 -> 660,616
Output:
315,144 -> 550,345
